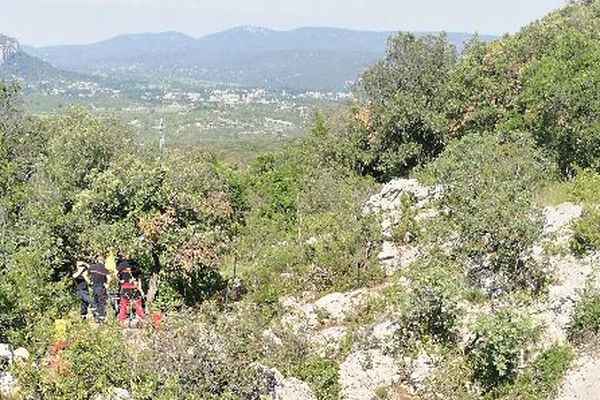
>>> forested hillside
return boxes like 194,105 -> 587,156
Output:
1,1 -> 599,399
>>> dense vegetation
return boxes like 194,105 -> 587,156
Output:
1,1 -> 600,399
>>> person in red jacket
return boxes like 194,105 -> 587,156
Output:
116,258 -> 146,322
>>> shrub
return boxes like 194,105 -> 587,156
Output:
236,146 -> 383,300
349,32 -> 457,180
447,1 -> 600,176
508,30 -> 600,175
488,344 -> 573,400
417,132 -> 553,294
570,169 -> 600,204
290,357 -> 340,400
567,290 -> 600,345
15,321 -> 145,399
390,193 -> 420,245
571,207 -> 600,255
468,308 -> 537,390
395,257 -> 464,348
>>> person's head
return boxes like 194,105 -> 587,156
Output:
97,253 -> 106,263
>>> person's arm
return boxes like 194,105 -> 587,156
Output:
72,262 -> 88,278
84,270 -> 91,285
105,273 -> 112,289
72,266 -> 83,279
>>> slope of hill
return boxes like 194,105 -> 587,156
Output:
32,31 -> 199,70
0,34 -> 90,91
28,27 -> 497,90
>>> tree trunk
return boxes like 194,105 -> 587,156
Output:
145,250 -> 162,307
146,272 -> 160,308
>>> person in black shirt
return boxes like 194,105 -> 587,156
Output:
88,254 -> 112,323
72,261 -> 91,319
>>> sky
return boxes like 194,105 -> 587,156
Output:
2,0 -> 567,47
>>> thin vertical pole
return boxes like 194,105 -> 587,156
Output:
159,118 -> 165,168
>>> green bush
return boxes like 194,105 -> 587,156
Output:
14,321 -> 158,399
571,207 -> 600,255
468,308 -> 537,390
488,344 -> 573,400
235,145 -> 382,300
447,1 -> 600,176
570,169 -> 600,204
508,30 -> 600,175
417,132 -> 552,293
290,357 -> 340,400
568,290 -> 600,345
394,257 -> 464,348
348,32 -> 457,180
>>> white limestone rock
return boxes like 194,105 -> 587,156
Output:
313,326 -> 348,357
254,363 -> 317,400
0,371 -> 16,398
313,289 -> 369,321
93,388 -> 131,400
0,344 -> 13,367
543,202 -> 582,236
262,329 -> 284,348
365,179 -> 433,214
339,349 -> 401,400
12,347 -> 29,363
556,354 -> 600,400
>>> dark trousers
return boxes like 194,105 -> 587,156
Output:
77,287 -> 92,317
92,285 -> 108,322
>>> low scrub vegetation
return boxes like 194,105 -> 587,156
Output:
3,0 -> 600,398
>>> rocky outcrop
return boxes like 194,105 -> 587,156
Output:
0,343 -> 29,398
556,354 -> 600,400
543,202 -> 582,236
281,288 -> 373,333
365,179 -> 438,276
0,371 -> 16,398
339,349 -> 401,400
364,179 -> 434,214
93,388 -> 131,400
530,203 -> 598,347
254,363 -> 317,400
0,35 -> 20,65
0,344 -> 12,367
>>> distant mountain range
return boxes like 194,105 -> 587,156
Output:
24,27 -> 498,91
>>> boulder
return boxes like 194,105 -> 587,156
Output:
339,349 -> 401,400
12,347 -> 29,363
313,289 -> 369,321
261,329 -> 284,348
312,326 -> 348,357
365,179 -> 432,214
371,321 -> 399,343
409,351 -> 436,390
533,252 -> 598,347
253,363 -> 317,400
0,344 -> 12,368
93,388 -> 131,400
277,377 -> 317,400
0,371 -> 16,398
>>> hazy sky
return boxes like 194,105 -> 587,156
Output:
2,0 -> 566,46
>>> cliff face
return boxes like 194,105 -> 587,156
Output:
0,35 -> 21,65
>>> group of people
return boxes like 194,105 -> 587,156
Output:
72,253 -> 146,324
